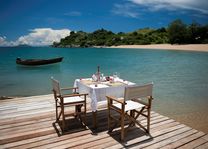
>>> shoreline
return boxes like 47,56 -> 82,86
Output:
0,96 -> 24,100
109,44 -> 208,52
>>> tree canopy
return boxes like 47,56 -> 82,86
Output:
53,19 -> 208,48
168,19 -> 208,44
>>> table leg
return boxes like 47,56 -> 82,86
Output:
92,111 -> 97,129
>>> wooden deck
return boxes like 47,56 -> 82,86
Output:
0,94 -> 208,149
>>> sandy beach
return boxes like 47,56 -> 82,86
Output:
110,44 -> 208,52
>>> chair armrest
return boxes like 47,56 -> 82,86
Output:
77,93 -> 88,97
61,87 -> 78,90
106,96 -> 125,104
62,93 -> 88,98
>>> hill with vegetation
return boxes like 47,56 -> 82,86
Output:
53,19 -> 208,48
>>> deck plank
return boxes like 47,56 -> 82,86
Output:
160,131 -> 206,149
0,94 -> 207,149
144,129 -> 198,149
1,134 -> 57,148
195,142 -> 208,149
178,137 -> 208,149
89,121 -> 181,149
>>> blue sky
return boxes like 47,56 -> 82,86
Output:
0,0 -> 208,46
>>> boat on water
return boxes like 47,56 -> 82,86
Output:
16,57 -> 63,66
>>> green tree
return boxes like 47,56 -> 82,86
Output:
168,19 -> 188,44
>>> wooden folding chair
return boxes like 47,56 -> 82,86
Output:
107,83 -> 153,141
51,77 -> 88,132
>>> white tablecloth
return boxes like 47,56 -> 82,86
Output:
74,78 -> 135,112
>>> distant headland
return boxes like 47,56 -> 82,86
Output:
52,19 -> 208,48
15,44 -> 32,47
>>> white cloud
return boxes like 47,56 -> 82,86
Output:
112,3 -> 139,18
0,28 -> 71,47
0,36 -> 6,45
0,36 -> 16,46
17,28 -> 71,46
129,0 -> 208,14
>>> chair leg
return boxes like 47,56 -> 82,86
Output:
84,103 -> 86,126
83,95 -> 87,126
76,105 -> 85,126
55,101 -> 58,122
79,104 -> 86,126
75,105 -> 80,118
130,110 -> 135,126
121,113 -> 125,141
61,104 -> 65,131
108,108 -> 111,132
147,108 -> 151,133
92,111 -> 97,129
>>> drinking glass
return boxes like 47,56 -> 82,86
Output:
100,73 -> 104,81
113,72 -> 117,78
117,72 -> 120,78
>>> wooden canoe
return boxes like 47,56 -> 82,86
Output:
16,57 -> 63,66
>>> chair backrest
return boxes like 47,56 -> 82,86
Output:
51,77 -> 61,96
124,83 -> 153,101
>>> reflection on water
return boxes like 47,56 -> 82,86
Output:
16,63 -> 62,71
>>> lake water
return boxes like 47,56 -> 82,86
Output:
0,47 -> 208,132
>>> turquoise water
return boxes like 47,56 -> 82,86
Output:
0,47 -> 208,131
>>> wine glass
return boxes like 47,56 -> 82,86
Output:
116,72 -> 120,78
113,72 -> 117,78
100,73 -> 104,81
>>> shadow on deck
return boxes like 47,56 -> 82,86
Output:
0,94 -> 207,149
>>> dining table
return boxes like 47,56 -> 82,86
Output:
74,77 -> 135,128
